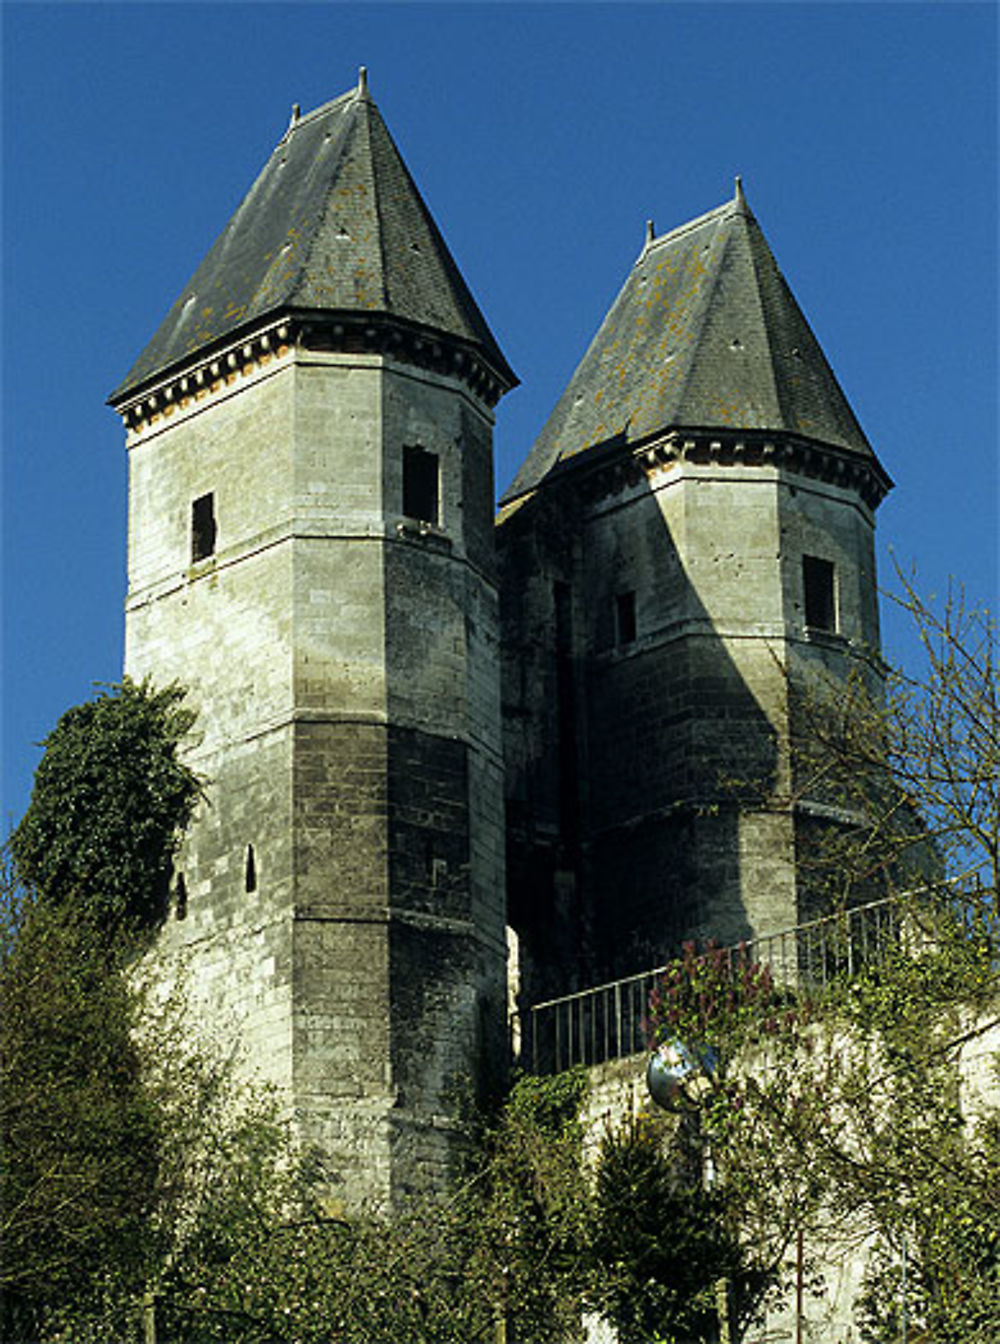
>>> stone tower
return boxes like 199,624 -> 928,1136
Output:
109,73 -> 516,1209
499,183 -> 892,1008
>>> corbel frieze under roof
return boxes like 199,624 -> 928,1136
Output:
116,313 -> 506,442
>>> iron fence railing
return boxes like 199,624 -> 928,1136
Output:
520,896 -> 902,1075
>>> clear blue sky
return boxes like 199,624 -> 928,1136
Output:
3,2 -> 997,830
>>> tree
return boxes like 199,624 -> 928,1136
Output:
462,1067 -> 592,1342
2,678 -> 601,1343
589,1111 -> 751,1344
7,586 -> 995,1341
789,569 -> 998,923
145,1069 -> 593,1344
1,679 -> 203,1338
645,579 -> 1000,1342
9,678 -> 201,937
0,890 -> 163,1339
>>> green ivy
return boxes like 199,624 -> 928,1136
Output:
10,678 -> 202,941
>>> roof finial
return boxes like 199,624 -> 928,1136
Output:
645,219 -> 655,246
734,175 -> 747,209
357,66 -> 369,99
287,103 -> 301,133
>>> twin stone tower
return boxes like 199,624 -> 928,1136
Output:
110,74 -> 891,1210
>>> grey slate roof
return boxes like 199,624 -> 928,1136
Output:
504,184 -> 873,503
111,76 -> 514,401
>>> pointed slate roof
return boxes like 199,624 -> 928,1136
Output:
504,182 -> 873,503
111,72 -> 514,402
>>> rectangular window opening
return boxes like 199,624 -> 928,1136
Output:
402,446 -> 439,525
803,555 -> 836,632
615,591 -> 637,646
191,492 -> 216,563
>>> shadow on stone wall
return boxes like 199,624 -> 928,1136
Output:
499,459 -> 782,1011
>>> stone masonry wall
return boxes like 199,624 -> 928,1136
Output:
127,363 -> 301,1098
126,342 -> 507,1211
499,447 -> 881,1005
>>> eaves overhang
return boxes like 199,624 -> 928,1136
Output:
109,304 -> 515,431
500,424 -> 894,523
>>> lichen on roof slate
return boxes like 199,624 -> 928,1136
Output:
111,79 -> 514,401
503,186 -> 874,503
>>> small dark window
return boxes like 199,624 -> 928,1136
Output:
175,873 -> 188,921
402,446 -> 439,525
615,591 -> 637,646
245,845 -> 257,894
191,493 -> 216,562
803,555 -> 836,632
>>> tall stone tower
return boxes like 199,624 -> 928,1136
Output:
109,72 -> 516,1209
499,183 -> 892,1007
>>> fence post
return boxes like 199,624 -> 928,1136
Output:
142,1291 -> 157,1344
715,1276 -> 731,1344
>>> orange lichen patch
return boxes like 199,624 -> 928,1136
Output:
709,398 -> 740,424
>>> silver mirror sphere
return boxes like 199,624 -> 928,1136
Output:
646,1039 -> 719,1110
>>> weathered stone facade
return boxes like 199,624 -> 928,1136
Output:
111,77 -> 891,1208
122,339 -> 509,1207
499,190 -> 891,1016
113,74 -> 516,1207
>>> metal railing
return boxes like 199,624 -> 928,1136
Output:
521,896 -> 901,1075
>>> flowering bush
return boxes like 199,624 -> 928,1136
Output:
647,940 -> 801,1065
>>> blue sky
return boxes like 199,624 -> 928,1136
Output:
3,2 -> 997,829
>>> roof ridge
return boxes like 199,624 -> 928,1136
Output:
665,213 -> 739,427
278,86 -> 356,145
740,211 -> 792,435
360,95 -> 391,311
643,196 -> 735,257
284,93 -> 369,310
737,210 -> 787,429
